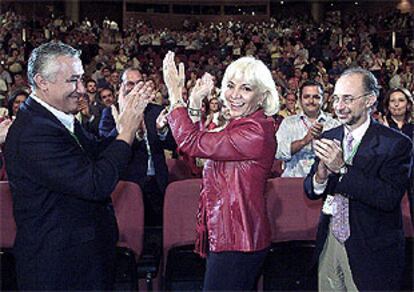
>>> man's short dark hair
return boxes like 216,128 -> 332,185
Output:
299,80 -> 324,98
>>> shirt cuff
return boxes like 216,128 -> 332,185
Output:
157,127 -> 169,141
313,174 -> 328,195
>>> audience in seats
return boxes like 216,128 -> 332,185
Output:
276,80 -> 340,177
0,7 -> 412,288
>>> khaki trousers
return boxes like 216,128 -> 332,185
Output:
318,224 -> 359,292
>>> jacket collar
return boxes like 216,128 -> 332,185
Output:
337,118 -> 379,170
25,97 -> 82,148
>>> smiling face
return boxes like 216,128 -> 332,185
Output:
333,73 -> 376,130
35,55 -> 85,114
223,76 -> 262,119
300,85 -> 323,118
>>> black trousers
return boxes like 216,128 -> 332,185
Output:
138,176 -> 164,227
203,248 -> 269,291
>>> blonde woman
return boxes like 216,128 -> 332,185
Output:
163,52 -> 279,290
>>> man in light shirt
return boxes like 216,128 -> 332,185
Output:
304,67 -> 412,291
5,41 -> 148,290
276,80 -> 340,177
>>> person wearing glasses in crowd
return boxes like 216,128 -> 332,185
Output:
304,67 -> 412,291
99,68 -> 177,227
276,80 -> 340,177
4,41 -> 149,290
163,51 -> 279,291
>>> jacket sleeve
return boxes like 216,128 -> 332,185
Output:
335,136 -> 412,212
99,107 -> 118,138
159,126 -> 177,151
167,107 -> 265,161
275,118 -> 294,160
13,121 -> 132,202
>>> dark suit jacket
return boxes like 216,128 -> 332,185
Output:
304,119 -> 413,291
4,97 -> 132,290
79,101 -> 106,137
99,103 -> 176,194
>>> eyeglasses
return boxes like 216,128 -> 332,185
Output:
332,92 -> 372,105
123,80 -> 143,87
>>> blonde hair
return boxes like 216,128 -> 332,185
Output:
219,56 -> 279,116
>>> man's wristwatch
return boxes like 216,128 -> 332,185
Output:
188,107 -> 201,117
338,164 -> 348,175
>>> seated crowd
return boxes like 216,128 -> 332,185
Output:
0,8 -> 412,220
0,11 -> 414,290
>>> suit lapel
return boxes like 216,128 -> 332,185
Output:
350,119 -> 379,171
26,97 -> 83,150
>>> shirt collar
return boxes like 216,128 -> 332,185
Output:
299,111 -> 327,122
344,115 -> 371,143
31,93 -> 75,133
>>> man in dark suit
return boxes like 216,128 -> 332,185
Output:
304,67 -> 412,291
76,79 -> 105,137
99,68 -> 176,226
4,42 -> 149,290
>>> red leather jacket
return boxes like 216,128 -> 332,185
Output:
168,107 -> 276,256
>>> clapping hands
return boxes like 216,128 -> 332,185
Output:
116,81 -> 154,144
163,51 -> 185,108
188,73 -> 215,109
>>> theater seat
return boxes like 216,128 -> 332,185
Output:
166,158 -> 196,183
263,178 -> 320,291
112,181 -> 145,290
266,178 -> 322,242
163,179 -> 205,291
0,181 -> 17,291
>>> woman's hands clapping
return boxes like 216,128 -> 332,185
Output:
163,51 -> 185,109
188,73 -> 215,109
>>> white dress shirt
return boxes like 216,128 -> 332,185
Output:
31,94 -> 75,134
